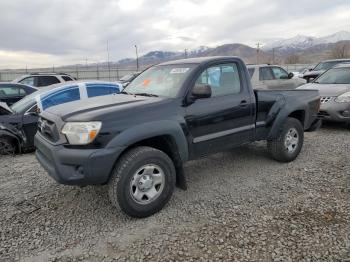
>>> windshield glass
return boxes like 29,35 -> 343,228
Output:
124,64 -> 195,98
315,68 -> 350,84
313,61 -> 341,71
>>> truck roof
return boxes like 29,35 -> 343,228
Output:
159,56 -> 241,65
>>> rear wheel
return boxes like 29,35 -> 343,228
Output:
108,146 -> 176,218
0,137 -> 16,155
267,117 -> 304,162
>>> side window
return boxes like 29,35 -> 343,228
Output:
37,76 -> 60,87
195,63 -> 241,97
0,86 -> 20,97
86,84 -> 120,98
41,87 -> 80,110
248,68 -> 255,79
62,76 -> 73,81
19,88 -> 27,95
259,67 -> 274,81
19,77 -> 35,86
271,67 -> 288,79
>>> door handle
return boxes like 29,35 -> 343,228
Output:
239,100 -> 248,107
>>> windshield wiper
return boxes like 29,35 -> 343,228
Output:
120,90 -> 133,95
134,93 -> 159,97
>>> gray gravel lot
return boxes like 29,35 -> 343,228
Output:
0,123 -> 349,261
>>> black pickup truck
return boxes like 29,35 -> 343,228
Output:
35,57 -> 320,218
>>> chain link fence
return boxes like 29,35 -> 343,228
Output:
0,67 -> 140,82
0,64 -> 315,82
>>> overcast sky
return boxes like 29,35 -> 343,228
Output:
1,0 -> 350,68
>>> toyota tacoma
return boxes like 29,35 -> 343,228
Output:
35,57 -> 320,218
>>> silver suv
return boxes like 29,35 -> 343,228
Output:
247,64 -> 306,90
12,73 -> 75,88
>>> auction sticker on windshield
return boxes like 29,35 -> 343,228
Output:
170,68 -> 190,74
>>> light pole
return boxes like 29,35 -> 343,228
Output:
107,41 -> 111,80
135,45 -> 139,71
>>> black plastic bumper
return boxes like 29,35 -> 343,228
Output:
34,133 -> 125,186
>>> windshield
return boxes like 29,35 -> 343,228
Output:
315,68 -> 350,84
124,64 -> 195,98
313,61 -> 342,71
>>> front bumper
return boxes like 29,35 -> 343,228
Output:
318,99 -> 350,123
34,132 -> 125,186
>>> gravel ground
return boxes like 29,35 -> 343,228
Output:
0,123 -> 349,262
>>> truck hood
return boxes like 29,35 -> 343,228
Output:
297,83 -> 350,97
45,94 -> 168,121
0,102 -> 13,115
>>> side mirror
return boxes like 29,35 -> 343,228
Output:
288,72 -> 294,79
192,84 -> 212,99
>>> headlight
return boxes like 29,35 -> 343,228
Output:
61,122 -> 102,145
335,91 -> 350,103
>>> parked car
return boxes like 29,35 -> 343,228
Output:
0,83 -> 37,105
35,56 -> 320,218
303,59 -> 350,83
298,63 -> 350,124
12,73 -> 76,88
247,64 -> 306,89
117,72 -> 140,87
0,81 -> 121,154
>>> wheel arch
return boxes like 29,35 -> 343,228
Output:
106,121 -> 189,189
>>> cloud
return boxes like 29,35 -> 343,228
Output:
0,0 -> 349,68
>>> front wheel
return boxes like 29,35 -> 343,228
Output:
267,117 -> 304,162
108,146 -> 176,218
0,137 -> 16,155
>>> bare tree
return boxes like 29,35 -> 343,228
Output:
331,43 -> 350,59
285,54 -> 300,64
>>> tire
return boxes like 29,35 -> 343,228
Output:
306,119 -> 322,132
108,146 -> 176,218
0,137 -> 16,155
267,117 -> 304,162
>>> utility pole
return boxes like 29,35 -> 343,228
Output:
135,45 -> 139,72
256,43 -> 262,64
85,58 -> 88,69
107,41 -> 111,81
184,49 -> 188,58
272,48 -> 275,64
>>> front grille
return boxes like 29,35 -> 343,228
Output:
320,96 -> 333,104
38,117 -> 60,142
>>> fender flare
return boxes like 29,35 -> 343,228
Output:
106,120 -> 189,162
267,97 -> 308,140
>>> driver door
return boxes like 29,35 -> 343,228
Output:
270,66 -> 296,89
185,63 -> 255,158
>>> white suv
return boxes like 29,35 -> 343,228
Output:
12,73 -> 76,88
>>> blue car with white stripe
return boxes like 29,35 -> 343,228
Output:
0,81 -> 122,154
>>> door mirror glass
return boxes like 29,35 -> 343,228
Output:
288,72 -> 294,79
192,84 -> 212,99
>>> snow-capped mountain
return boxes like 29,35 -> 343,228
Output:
314,30 -> 350,45
263,31 -> 350,51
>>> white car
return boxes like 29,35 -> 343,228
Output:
12,73 -> 76,88
247,65 -> 306,90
